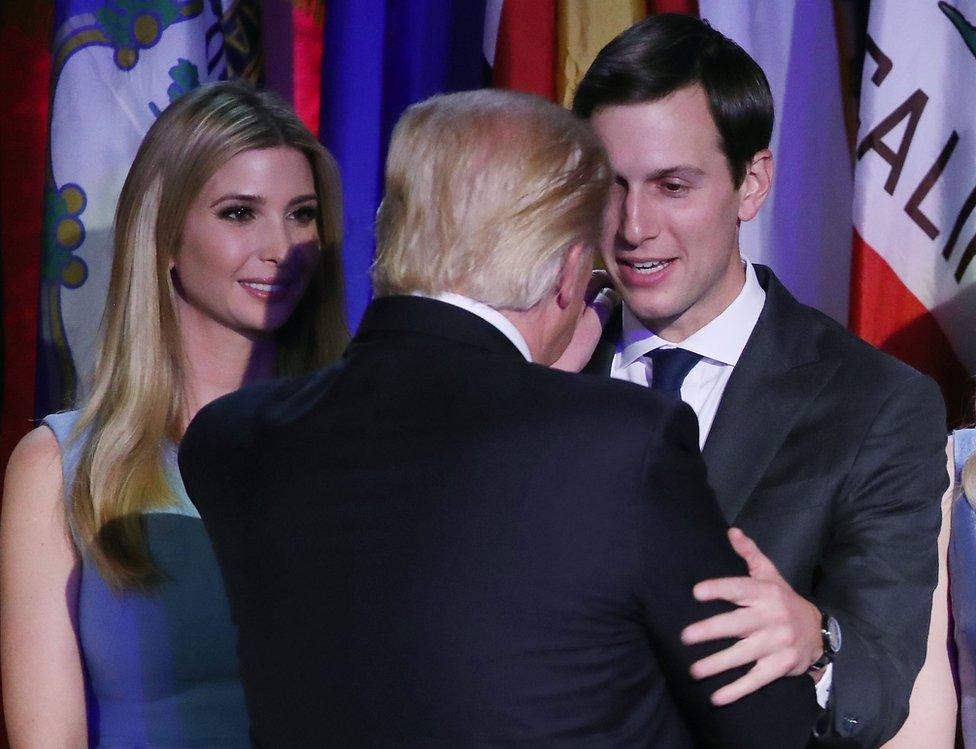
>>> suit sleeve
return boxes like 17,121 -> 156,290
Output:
811,373 -> 948,748
178,396 -> 257,625
635,401 -> 820,749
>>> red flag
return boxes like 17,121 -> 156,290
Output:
293,3 -> 324,135
492,0 -> 556,99
648,0 -> 698,15
0,15 -> 50,475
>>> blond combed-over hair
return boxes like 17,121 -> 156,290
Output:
372,89 -> 611,309
71,81 -> 348,589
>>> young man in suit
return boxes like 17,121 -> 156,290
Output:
573,13 -> 949,747
179,89 -> 819,747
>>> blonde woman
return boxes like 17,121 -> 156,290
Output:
0,81 -> 347,747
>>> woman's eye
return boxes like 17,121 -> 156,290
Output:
218,205 -> 254,222
290,205 -> 320,224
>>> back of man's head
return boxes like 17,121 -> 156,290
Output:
372,89 -> 611,310
572,13 -> 773,187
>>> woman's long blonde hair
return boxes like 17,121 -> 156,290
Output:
71,81 -> 348,588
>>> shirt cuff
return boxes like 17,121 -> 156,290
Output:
814,663 -> 833,708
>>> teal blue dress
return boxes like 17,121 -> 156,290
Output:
44,411 -> 249,748
952,429 -> 976,746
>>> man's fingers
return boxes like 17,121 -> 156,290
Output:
585,269 -> 613,300
693,576 -> 759,604
681,607 -> 759,645
727,527 -> 778,579
584,273 -> 619,328
688,637 -> 762,680
709,656 -> 790,706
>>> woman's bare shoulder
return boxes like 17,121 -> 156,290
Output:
8,423 -> 60,468
3,425 -> 63,510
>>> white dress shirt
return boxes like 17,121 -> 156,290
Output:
610,261 -> 765,449
608,260 -> 832,708
414,291 -> 533,362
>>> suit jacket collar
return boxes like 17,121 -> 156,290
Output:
350,295 -> 529,363
702,265 -> 837,521
584,265 -> 838,521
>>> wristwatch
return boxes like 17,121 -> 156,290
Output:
808,610 -> 842,672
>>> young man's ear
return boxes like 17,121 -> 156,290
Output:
737,149 -> 773,222
555,244 -> 593,311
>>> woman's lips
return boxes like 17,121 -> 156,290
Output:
238,279 -> 293,301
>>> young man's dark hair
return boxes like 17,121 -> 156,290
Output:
572,13 -> 774,187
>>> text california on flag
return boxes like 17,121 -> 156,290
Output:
41,0 -> 223,412
852,1 -> 976,385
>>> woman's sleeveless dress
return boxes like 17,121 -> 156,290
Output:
951,428 -> 976,745
44,411 -> 249,748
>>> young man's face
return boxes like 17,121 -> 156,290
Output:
592,85 -> 765,341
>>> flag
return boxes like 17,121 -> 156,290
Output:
488,0 -> 556,99
850,0 -> 976,423
291,2 -> 323,134
698,1 -> 853,325
320,0 -> 486,330
1,8 -> 50,474
555,0 -> 647,107
487,0 -> 656,108
36,0 -> 243,417
260,0 -> 323,135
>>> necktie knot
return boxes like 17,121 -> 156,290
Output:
647,348 -> 703,399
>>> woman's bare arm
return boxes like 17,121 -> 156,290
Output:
1,427 -> 87,747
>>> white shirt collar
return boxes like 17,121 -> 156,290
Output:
413,291 -> 533,362
619,260 -> 766,368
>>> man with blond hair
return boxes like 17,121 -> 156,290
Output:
180,89 -> 818,747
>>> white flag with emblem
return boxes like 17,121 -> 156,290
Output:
850,0 -> 976,420
39,1 -> 226,413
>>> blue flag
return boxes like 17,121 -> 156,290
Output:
320,0 -> 487,329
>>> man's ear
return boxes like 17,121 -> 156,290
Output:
737,149 -> 773,222
555,243 -> 593,311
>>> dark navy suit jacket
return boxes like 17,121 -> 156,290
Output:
585,266 -> 949,747
180,295 -> 819,747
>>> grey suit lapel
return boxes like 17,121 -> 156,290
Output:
702,266 -> 838,523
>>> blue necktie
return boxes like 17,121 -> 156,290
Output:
647,348 -> 703,401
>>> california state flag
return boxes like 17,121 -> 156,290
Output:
850,0 -> 976,423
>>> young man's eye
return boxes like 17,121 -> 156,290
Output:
218,205 -> 254,222
661,181 -> 686,194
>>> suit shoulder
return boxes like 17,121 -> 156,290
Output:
525,363 -> 692,438
184,367 -> 338,450
533,361 -> 660,404
791,300 -> 939,396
